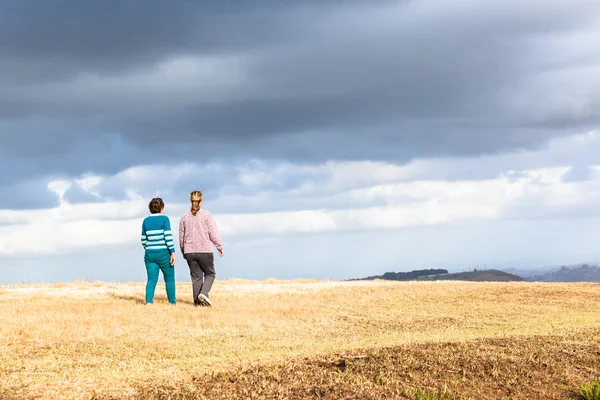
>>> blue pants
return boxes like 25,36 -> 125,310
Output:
144,251 -> 176,304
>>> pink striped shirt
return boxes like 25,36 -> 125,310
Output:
178,209 -> 223,254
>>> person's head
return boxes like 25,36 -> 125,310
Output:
149,197 -> 165,214
190,191 -> 203,216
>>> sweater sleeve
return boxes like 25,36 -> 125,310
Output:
164,217 -> 175,254
207,214 -> 223,252
178,216 -> 185,254
141,221 -> 147,249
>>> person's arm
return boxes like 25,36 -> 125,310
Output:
207,215 -> 224,257
164,218 -> 176,255
178,217 -> 185,255
141,222 -> 147,249
164,217 -> 176,266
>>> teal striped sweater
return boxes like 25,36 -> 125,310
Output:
141,214 -> 175,254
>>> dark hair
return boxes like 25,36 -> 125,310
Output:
149,198 -> 164,214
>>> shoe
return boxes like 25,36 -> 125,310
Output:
198,293 -> 212,307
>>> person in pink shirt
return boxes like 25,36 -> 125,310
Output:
179,190 -> 224,307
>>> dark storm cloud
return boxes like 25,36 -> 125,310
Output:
62,183 -> 102,204
72,160 -> 328,206
0,0 -> 299,81
0,179 -> 59,210
0,131 -> 153,185
1,0 -> 600,209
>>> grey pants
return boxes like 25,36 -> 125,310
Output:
184,252 -> 216,304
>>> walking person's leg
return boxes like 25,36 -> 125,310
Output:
197,253 -> 216,306
158,253 -> 176,305
184,253 -> 204,306
145,256 -> 160,304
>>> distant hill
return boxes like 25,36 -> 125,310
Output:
351,263 -> 600,283
530,264 -> 600,282
418,269 -> 525,282
350,268 -> 525,282
350,269 -> 449,281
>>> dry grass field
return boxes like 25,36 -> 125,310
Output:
0,279 -> 599,399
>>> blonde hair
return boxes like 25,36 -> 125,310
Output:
190,191 -> 203,216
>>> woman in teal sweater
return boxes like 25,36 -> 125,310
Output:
141,198 -> 176,305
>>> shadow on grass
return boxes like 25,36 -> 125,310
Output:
109,294 -> 145,305
127,329 -> 600,400
108,293 -> 196,306
0,388 -> 24,400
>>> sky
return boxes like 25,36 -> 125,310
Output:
1,0 -> 599,284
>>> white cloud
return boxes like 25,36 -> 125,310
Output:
1,131 -> 598,258
2,163 -> 599,256
47,179 -> 72,204
2,132 -> 600,284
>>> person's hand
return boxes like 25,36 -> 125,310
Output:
218,249 -> 224,258
170,253 -> 176,266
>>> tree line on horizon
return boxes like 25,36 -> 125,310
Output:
350,269 -> 449,281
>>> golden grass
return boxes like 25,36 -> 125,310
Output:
0,280 -> 599,399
